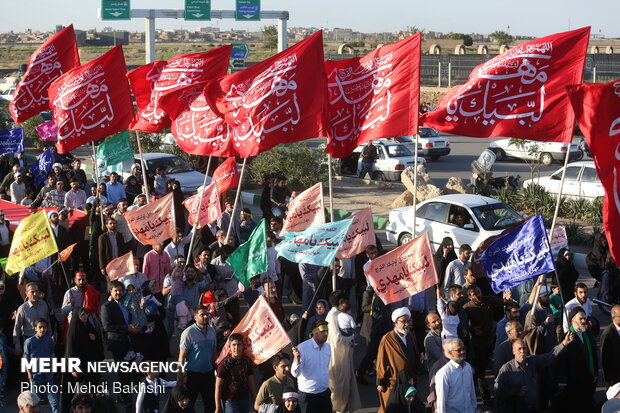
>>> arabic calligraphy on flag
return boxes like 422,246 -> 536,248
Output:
125,193 -> 176,246
183,182 -> 222,229
364,232 -> 437,305
6,210 -> 58,275
281,183 -> 324,235
326,33 -> 421,158
276,219 -> 353,267
216,296 -> 291,365
9,25 -> 80,124
0,128 -> 25,154
420,27 -> 590,143
566,79 -> 620,262
480,214 -> 555,293
337,207 -> 376,259
212,157 -> 240,193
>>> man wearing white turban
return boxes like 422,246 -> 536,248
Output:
375,306 -> 421,413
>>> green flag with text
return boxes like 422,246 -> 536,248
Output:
226,218 -> 267,288
95,130 -> 133,175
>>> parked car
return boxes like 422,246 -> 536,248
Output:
114,153 -> 209,195
0,86 -> 15,102
385,194 -> 523,250
488,138 -> 583,166
522,161 -> 604,201
387,127 -> 451,161
340,139 -> 426,181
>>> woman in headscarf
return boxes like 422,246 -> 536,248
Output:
161,386 -> 194,413
385,370 -> 425,413
586,232 -> 618,302
124,175 -> 141,205
140,280 -> 169,362
555,248 -> 580,303
276,391 -> 302,413
433,237 -> 457,288
168,180 -> 186,234
303,299 -> 329,339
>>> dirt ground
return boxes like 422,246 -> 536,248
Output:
329,177 -> 405,218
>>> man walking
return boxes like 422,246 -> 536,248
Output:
358,140 -> 378,179
435,338 -> 477,413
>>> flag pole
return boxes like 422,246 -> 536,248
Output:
226,158 -> 247,243
412,133 -> 419,237
134,131 -> 151,204
327,154 -> 337,291
90,142 -> 104,228
185,156 -> 212,268
530,144 -> 573,318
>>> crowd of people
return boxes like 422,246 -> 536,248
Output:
1,149 -> 619,413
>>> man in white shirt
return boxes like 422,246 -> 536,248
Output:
563,282 -> 594,332
64,179 -> 87,210
435,338 -> 477,413
10,171 -> 25,203
443,244 -> 472,295
291,319 -> 332,413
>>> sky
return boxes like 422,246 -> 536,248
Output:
1,0 -> 618,38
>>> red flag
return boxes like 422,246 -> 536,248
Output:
326,34 -> 421,158
216,296 -> 291,365
566,80 -> 620,262
125,193 -> 176,246
421,27 -> 590,143
9,25 -> 80,124
48,45 -> 134,154
364,232 -> 438,305
212,157 -> 239,194
158,81 -> 237,157
126,60 -> 167,109
280,183 -> 324,234
183,182 -> 222,229
205,31 -> 327,158
129,46 -> 232,133
105,251 -> 136,281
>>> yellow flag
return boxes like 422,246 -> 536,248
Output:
6,210 -> 58,275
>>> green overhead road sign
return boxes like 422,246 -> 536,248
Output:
231,44 -> 250,59
185,0 -> 211,20
101,0 -> 130,20
236,0 -> 260,21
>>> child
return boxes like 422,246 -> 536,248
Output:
20,190 -> 34,206
23,319 -> 60,413
436,287 -> 460,340
135,365 -> 176,413
337,298 -> 357,338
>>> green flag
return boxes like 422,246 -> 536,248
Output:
226,219 -> 268,288
95,130 -> 133,175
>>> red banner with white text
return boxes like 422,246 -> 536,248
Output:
421,27 -> 590,143
183,182 -> 222,229
567,79 -> 620,262
212,157 -> 240,193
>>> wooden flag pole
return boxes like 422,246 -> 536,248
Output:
135,131 -> 151,204
185,156 -> 212,268
327,154 -> 337,291
407,133 -> 420,308
226,158 -> 248,242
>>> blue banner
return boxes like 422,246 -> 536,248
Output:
29,148 -> 54,187
0,128 -> 24,154
480,214 -> 555,293
276,219 -> 353,266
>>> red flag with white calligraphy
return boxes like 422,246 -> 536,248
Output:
364,232 -> 437,305
326,34 -> 421,158
48,45 -> 134,154
212,157 -> 239,194
127,60 -> 167,109
566,79 -> 620,262
337,207 -> 376,259
280,183 -> 325,235
9,25 -> 80,124
183,182 -> 222,229
125,192 -> 176,246
158,81 -> 237,157
420,27 -> 590,143
129,46 -> 232,133
216,296 -> 291,365
205,31 -> 327,158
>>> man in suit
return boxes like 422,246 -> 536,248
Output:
48,210 -> 71,293
98,217 -> 128,280
209,229 -> 233,260
601,305 -> 620,387
101,280 -> 140,405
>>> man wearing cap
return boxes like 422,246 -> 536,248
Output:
563,282 -> 594,333
106,172 -> 126,205
100,170 -> 111,184
0,209 -> 13,257
602,382 -> 620,413
10,171 -> 26,204
600,305 -> 620,387
555,307 -> 598,412
0,164 -> 20,196
291,319 -> 332,413
64,179 -> 87,210
521,281 -> 557,355
376,307 -> 421,413
44,180 -> 67,208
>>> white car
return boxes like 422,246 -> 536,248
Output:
387,127 -> 451,161
0,86 -> 15,102
385,194 -> 523,250
488,138 -> 583,166
522,161 -> 604,201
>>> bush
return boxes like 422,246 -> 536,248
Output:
249,143 -> 329,191
564,220 -> 587,245
518,183 -> 552,214
493,186 -> 518,209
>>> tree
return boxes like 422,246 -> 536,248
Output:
262,25 -> 278,50
447,33 -> 473,46
491,30 -> 514,45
